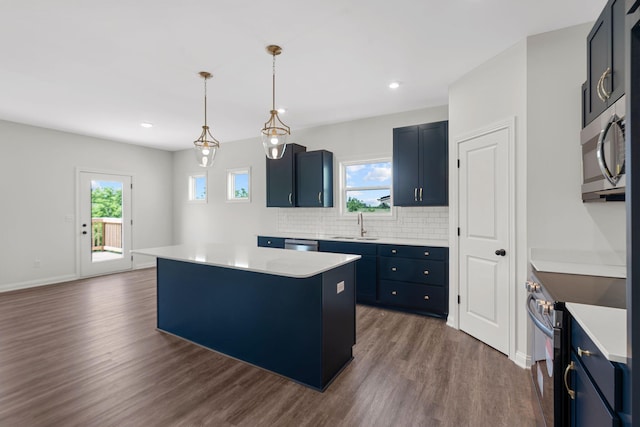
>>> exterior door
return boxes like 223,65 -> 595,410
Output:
79,172 -> 132,276
458,126 -> 510,355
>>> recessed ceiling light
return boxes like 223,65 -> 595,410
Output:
277,108 -> 286,114
140,122 -> 153,128
389,82 -> 400,89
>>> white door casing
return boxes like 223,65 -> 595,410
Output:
457,123 -> 513,355
79,171 -> 132,277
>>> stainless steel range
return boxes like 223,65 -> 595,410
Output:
526,252 -> 626,427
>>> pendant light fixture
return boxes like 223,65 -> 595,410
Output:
193,71 -> 220,168
261,45 -> 290,160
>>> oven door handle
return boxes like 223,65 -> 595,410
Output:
526,294 -> 554,339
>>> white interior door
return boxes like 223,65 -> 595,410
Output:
458,127 -> 510,355
79,172 -> 132,276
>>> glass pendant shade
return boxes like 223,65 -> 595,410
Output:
194,126 -> 218,167
261,45 -> 290,160
193,72 -> 220,168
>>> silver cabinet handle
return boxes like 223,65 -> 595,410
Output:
288,192 -> 292,205
414,187 -> 418,201
391,291 -> 397,295
391,249 -> 397,254
423,270 -> 429,275
564,361 -> 575,400
577,347 -> 592,357
267,240 -> 272,245
424,295 -> 430,300
601,67 -> 612,100
424,251 -> 430,256
419,187 -> 423,202
391,267 -> 397,272
318,191 -> 322,204
597,71 -> 607,102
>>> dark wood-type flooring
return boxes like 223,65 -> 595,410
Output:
0,268 -> 540,426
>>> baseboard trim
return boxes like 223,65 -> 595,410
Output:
134,262 -> 156,270
514,350 -> 531,369
0,274 -> 79,294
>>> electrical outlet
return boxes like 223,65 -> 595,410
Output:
64,214 -> 74,223
34,259 -> 41,268
336,281 -> 345,294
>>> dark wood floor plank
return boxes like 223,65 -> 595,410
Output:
0,268 -> 539,426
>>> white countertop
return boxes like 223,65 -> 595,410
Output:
566,303 -> 627,364
132,243 -> 361,279
258,232 -> 449,248
530,248 -> 626,278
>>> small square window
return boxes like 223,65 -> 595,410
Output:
227,168 -> 251,202
189,174 -> 207,202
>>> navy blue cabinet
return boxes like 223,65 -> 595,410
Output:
319,240 -> 377,303
393,121 -> 448,206
583,0 -> 626,126
296,150 -> 334,207
266,143 -> 306,207
257,236 -> 285,249
377,244 -> 448,318
569,317 -> 624,426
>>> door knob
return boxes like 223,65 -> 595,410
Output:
495,249 -> 506,256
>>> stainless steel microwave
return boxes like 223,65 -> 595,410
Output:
581,95 -> 626,202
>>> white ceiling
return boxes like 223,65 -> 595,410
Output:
0,0 -> 605,151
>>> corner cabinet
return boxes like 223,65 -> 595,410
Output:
583,0 -> 626,126
393,121 -> 448,206
266,143 -> 306,207
295,150 -> 334,207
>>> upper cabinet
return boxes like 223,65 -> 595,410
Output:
266,143 -> 306,207
584,0 -> 626,126
296,150 -> 334,207
393,121 -> 448,207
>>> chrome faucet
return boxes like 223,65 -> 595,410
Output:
358,213 -> 367,237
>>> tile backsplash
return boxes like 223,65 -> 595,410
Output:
277,206 -> 449,240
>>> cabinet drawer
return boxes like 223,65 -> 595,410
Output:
377,244 -> 446,260
319,240 -> 377,256
257,236 -> 285,249
571,318 -> 622,411
378,257 -> 445,285
571,353 -> 620,427
379,281 -> 445,314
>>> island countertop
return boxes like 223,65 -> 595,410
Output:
132,243 -> 361,279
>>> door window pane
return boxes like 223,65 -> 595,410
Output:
91,180 -> 124,262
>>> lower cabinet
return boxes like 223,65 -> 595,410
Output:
257,236 -> 449,319
569,317 -> 625,426
257,236 -> 285,249
377,244 -> 448,318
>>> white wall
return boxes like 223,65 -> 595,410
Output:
0,120 -> 173,291
448,39 -> 528,364
526,23 -> 626,253
448,23 -> 626,367
172,106 -> 449,246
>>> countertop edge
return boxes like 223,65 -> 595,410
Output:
566,302 -> 627,364
131,247 -> 361,279
257,233 -> 449,248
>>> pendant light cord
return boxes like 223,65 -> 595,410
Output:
203,77 -> 208,127
272,53 -> 276,111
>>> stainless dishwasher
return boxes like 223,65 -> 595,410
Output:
284,239 -> 318,251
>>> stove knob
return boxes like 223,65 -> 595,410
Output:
525,281 -> 540,293
536,299 -> 552,315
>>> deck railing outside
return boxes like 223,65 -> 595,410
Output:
92,218 -> 122,253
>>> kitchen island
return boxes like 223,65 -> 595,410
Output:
132,243 -> 360,391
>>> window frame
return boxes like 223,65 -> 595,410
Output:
188,173 -> 207,203
226,167 -> 252,203
339,157 -> 394,217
